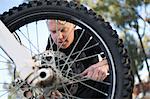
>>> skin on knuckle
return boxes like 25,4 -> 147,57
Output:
87,73 -> 91,78
93,73 -> 97,78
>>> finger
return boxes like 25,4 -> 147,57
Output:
85,70 -> 94,79
99,59 -> 108,67
97,67 -> 106,81
96,71 -> 102,81
100,72 -> 106,80
24,91 -> 33,98
81,64 -> 96,76
38,95 -> 45,99
50,91 -> 63,99
55,90 -> 63,98
102,66 -> 109,80
80,68 -> 89,76
93,60 -> 108,69
91,69 -> 99,81
102,71 -> 109,80
98,70 -> 107,81
51,92 -> 56,99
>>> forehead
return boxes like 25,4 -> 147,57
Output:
49,20 -> 72,30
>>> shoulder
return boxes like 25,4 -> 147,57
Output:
74,29 -> 91,40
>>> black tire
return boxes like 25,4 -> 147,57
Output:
0,0 -> 133,99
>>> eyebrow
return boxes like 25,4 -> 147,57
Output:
58,20 -> 67,25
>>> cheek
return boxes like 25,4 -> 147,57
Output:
51,34 -> 57,42
69,32 -> 74,42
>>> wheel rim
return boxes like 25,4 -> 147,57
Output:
0,8 -> 117,99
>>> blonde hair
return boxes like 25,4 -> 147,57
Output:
47,20 -> 75,31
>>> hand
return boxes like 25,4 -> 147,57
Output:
81,59 -> 109,81
37,90 -> 62,99
50,90 -> 63,99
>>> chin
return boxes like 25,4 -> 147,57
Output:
61,45 -> 69,49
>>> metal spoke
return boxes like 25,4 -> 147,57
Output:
70,42 -> 99,57
61,83 -> 70,99
38,60 -> 100,85
61,92 -> 82,99
18,29 -> 39,54
35,21 -> 40,54
0,18 -> 112,98
0,90 -> 10,92
0,80 -> 25,98
61,29 -> 85,72
57,53 -> 99,68
80,81 -> 108,96
0,60 -> 13,64
56,20 -> 61,72
66,36 -> 93,76
0,83 -> 10,85
26,24 -> 33,56
0,68 -> 9,70
0,52 -> 10,61
57,24 -> 76,51
61,69 -> 111,87
19,43 -> 37,55
55,42 -> 99,63
62,69 -> 111,85
46,20 -> 55,51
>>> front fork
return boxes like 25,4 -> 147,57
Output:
0,19 -> 74,80
0,20 -> 35,81
0,20 -> 70,98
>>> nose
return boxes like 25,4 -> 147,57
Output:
58,32 -> 64,39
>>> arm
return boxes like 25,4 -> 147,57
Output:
81,56 -> 109,81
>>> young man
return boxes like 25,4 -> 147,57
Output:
46,20 -> 109,98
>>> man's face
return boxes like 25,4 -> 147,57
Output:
49,20 -> 75,49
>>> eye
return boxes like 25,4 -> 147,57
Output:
61,28 -> 68,32
60,28 -> 65,32
51,30 -> 56,33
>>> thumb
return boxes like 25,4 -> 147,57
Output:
80,68 -> 88,76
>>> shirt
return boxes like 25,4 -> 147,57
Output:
46,29 -> 108,98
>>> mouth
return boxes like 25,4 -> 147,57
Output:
58,40 -> 67,44
57,40 -> 69,48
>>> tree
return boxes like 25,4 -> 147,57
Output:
79,0 -> 150,76
79,0 -> 150,97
